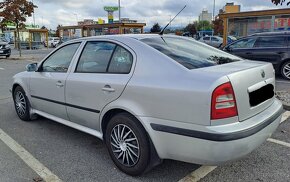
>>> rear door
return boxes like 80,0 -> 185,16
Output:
250,36 -> 288,70
225,37 -> 257,60
65,41 -> 135,131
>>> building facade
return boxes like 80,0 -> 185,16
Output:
199,10 -> 212,22
220,8 -> 290,45
223,3 -> 241,13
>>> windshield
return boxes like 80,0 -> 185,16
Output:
141,37 -> 242,69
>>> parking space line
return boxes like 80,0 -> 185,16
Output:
0,67 -> 4,70
281,111 -> 290,123
178,166 -> 217,182
267,138 -> 290,148
0,128 -> 62,182
276,80 -> 290,84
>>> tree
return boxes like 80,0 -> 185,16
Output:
184,23 -> 197,37
195,21 -> 212,31
272,0 -> 290,5
150,23 -> 161,33
55,24 -> 62,37
0,0 -> 36,57
213,17 -> 223,36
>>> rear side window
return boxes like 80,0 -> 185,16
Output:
76,41 -> 133,74
254,36 -> 287,48
141,37 -> 242,69
229,38 -> 256,49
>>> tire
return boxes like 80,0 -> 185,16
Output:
13,86 -> 31,121
281,60 -> 290,80
6,55 -> 10,58
105,113 -> 150,176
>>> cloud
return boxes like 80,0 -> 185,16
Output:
27,0 -> 284,29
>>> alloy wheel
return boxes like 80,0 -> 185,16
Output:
15,91 -> 27,117
110,124 -> 140,167
282,62 -> 290,79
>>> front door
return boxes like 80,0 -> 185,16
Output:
29,43 -> 81,120
226,37 -> 257,60
65,41 -> 134,131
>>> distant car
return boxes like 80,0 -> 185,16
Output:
44,37 -> 60,48
0,38 -> 11,58
224,31 -> 290,80
199,36 -> 223,48
12,34 -> 282,176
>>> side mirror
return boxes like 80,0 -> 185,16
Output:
26,63 -> 38,72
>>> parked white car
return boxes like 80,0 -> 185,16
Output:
199,36 -> 223,48
12,34 -> 282,176
44,37 -> 60,48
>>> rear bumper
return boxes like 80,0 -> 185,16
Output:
141,99 -> 283,165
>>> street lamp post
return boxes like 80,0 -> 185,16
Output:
32,0 -> 36,27
118,0 -> 121,23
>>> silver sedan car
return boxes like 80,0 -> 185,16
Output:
12,34 -> 283,176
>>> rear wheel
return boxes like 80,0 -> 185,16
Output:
13,86 -> 31,121
105,113 -> 150,176
281,60 -> 290,80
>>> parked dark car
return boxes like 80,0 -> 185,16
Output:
0,38 -> 11,58
223,32 -> 290,80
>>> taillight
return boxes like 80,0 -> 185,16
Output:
211,82 -> 238,120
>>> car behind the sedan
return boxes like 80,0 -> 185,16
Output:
12,34 -> 282,176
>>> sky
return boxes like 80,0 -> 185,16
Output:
23,0 -> 289,30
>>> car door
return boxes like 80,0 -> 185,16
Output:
224,37 -> 257,60
250,36 -> 288,69
65,41 -> 135,131
29,42 -> 81,120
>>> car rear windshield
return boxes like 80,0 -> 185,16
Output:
141,37 -> 242,69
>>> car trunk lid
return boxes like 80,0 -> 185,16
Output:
199,60 -> 275,121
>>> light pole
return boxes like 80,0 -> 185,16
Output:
118,0 -> 121,23
213,0 -> 216,20
32,0 -> 36,27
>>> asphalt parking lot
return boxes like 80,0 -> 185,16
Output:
0,49 -> 290,182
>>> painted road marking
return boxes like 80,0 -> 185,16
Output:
281,111 -> 290,123
276,80 -> 290,84
0,128 -> 62,182
178,166 -> 217,182
0,67 -> 4,70
267,138 -> 290,148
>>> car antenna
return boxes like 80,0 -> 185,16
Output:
159,5 -> 187,35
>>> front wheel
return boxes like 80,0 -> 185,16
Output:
13,86 -> 31,121
281,60 -> 290,80
105,113 -> 150,176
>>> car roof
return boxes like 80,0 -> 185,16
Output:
64,34 -> 184,44
251,31 -> 290,36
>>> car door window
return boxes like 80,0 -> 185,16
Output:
76,42 -> 116,73
203,37 -> 210,41
108,46 -> 133,74
42,43 -> 80,72
212,37 -> 219,42
229,38 -> 256,49
254,36 -> 287,48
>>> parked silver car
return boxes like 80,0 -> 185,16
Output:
12,34 -> 283,176
199,35 -> 223,48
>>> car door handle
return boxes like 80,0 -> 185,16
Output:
56,81 -> 64,87
102,85 -> 115,92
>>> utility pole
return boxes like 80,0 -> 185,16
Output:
118,0 -> 121,23
212,0 -> 215,36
